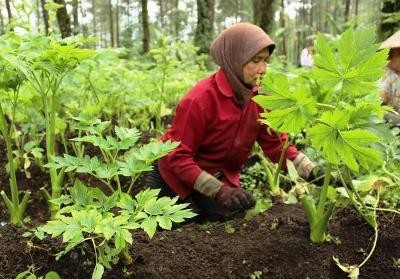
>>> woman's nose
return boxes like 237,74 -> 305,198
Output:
258,62 -> 267,75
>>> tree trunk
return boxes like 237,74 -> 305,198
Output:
157,0 -> 165,26
72,0 -> 79,34
0,7 -> 4,34
5,0 -> 12,24
91,0 -> 96,36
141,0 -> 150,53
194,0 -> 215,55
280,0 -> 287,59
40,0 -> 50,35
173,0 -> 179,37
252,0 -> 276,33
116,0 -> 120,47
344,0 -> 351,22
54,0 -> 72,38
126,0 -> 131,25
108,0 -> 115,47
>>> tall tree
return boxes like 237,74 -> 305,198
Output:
279,0 -> 287,58
194,0 -> 215,55
72,0 -> 79,34
5,0 -> 12,24
54,0 -> 72,38
108,0 -> 115,47
157,0 -> 165,26
252,0 -> 276,33
91,0 -> 97,37
40,0 -> 50,35
0,8 -> 4,33
141,0 -> 150,53
116,0 -> 120,47
344,0 -> 351,22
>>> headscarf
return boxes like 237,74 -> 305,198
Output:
210,23 -> 275,105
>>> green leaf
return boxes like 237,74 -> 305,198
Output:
156,215 -> 173,230
92,264 -> 104,279
254,74 -> 317,134
40,220 -> 68,237
49,195 -> 72,206
45,272 -> 61,279
140,216 -> 158,239
103,191 -> 119,211
308,109 -> 382,171
117,193 -> 137,213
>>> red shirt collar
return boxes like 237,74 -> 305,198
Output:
215,69 -> 235,98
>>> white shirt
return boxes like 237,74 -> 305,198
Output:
300,47 -> 314,67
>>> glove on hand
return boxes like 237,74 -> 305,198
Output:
292,152 -> 315,179
194,171 -> 255,211
215,185 -> 256,211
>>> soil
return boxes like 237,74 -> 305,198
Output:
1,140 -> 400,279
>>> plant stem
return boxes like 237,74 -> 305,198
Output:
0,100 -> 30,224
317,164 -> 332,215
359,223 -> 378,268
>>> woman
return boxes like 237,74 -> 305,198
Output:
147,23 -> 315,219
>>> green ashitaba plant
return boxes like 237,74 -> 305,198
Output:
45,117 -> 179,195
254,27 -> 391,276
39,181 -> 196,279
0,32 -> 96,217
0,36 -> 31,225
255,27 -> 388,238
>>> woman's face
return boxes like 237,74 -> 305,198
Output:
389,48 -> 400,74
242,48 -> 270,87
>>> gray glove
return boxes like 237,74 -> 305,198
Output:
194,171 -> 255,210
292,152 -> 315,179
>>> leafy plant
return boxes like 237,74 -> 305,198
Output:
15,265 -> 60,279
0,31 -> 96,217
0,34 -> 31,224
45,118 -> 179,195
39,181 -> 196,279
254,27 -> 392,276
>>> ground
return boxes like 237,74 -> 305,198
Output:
0,140 -> 400,279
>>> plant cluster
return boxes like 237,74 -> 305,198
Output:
254,27 -> 397,276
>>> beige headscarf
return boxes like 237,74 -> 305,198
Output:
210,23 -> 275,105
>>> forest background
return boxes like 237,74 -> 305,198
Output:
1,0 -> 399,67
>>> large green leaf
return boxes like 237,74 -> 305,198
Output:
309,110 -> 382,171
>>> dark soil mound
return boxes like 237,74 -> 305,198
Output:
0,204 -> 399,279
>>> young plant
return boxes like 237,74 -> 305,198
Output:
0,38 -> 31,224
254,27 -> 389,241
254,27 -> 391,276
1,32 -> 95,217
39,181 -> 196,279
45,118 -> 179,195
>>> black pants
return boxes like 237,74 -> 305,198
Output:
145,163 -> 241,221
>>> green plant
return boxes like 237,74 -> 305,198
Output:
254,27 -> 392,276
250,270 -> 263,279
16,265 -> 60,279
0,35 -> 31,224
0,32 -> 95,217
240,161 -> 273,219
45,118 -> 179,195
39,181 -> 196,279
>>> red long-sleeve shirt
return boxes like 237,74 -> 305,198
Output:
158,69 -> 298,199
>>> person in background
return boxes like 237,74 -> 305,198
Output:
379,30 -> 400,126
146,23 -> 316,219
300,42 -> 314,67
